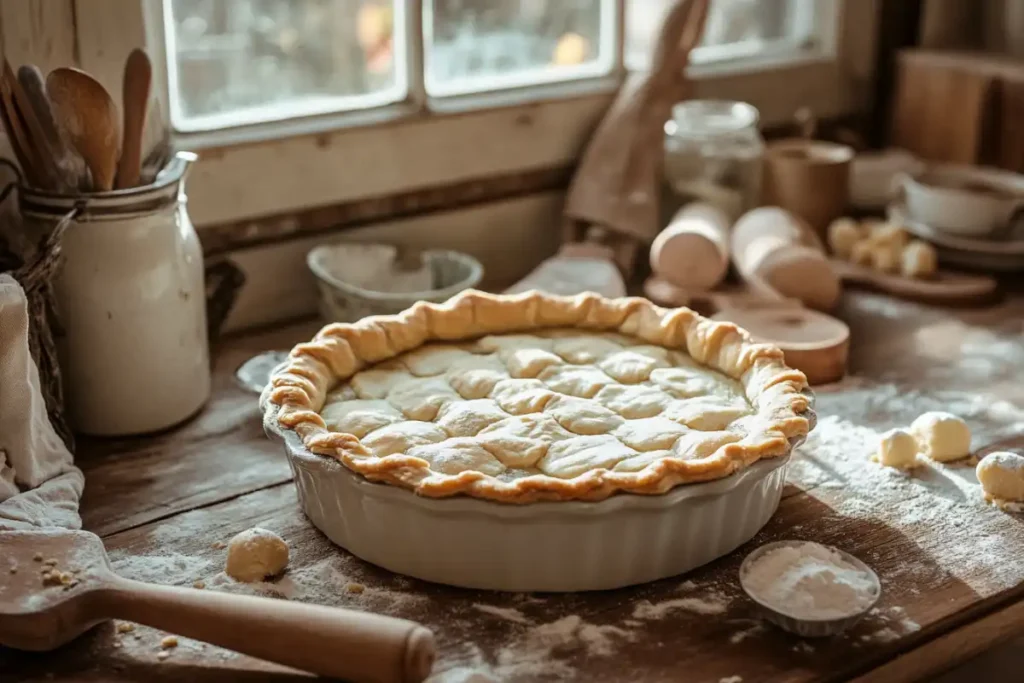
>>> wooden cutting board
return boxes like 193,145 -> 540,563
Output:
890,50 -> 996,165
643,277 -> 849,385
830,259 -> 999,306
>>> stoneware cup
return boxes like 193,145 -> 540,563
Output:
762,139 -> 854,241
894,164 -> 1024,239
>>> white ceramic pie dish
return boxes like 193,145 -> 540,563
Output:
263,394 -> 814,592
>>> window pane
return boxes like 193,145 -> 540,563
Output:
626,0 -> 813,70
426,0 -> 613,97
166,0 -> 405,130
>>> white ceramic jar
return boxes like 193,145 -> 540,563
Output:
19,153 -> 211,436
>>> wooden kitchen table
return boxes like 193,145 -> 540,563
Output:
3,290 -> 1024,683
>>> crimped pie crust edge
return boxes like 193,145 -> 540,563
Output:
261,289 -> 811,503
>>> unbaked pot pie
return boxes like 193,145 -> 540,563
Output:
262,290 -> 812,503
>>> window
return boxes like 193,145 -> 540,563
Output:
163,0 -> 835,134
165,0 -> 408,129
425,0 -> 614,97
51,0 -> 875,228
626,0 -> 825,69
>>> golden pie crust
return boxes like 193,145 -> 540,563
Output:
262,290 -> 811,503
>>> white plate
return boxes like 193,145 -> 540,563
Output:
263,399 -> 815,592
888,201 -> 1024,271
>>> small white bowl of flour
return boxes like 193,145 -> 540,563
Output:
739,540 -> 881,637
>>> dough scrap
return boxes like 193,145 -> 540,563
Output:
900,240 -> 937,279
910,411 -> 971,462
867,222 -> 909,248
874,428 -> 920,469
225,528 -> 289,583
976,451 -> 1024,505
869,242 -> 901,273
827,217 -> 864,259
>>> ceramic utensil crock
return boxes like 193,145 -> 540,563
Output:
18,152 -> 213,436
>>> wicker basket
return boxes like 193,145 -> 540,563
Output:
0,184 -> 75,451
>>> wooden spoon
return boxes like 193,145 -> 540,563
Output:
46,67 -> 121,191
0,530 -> 437,683
3,59 -> 63,189
115,48 -> 151,189
16,63 -> 84,191
0,65 -> 43,186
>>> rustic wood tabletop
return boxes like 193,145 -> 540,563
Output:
2,289 -> 1023,683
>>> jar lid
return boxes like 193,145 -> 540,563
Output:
666,100 -> 760,138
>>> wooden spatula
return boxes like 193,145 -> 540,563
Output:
46,67 -> 121,191
0,530 -> 436,683
115,48 -> 152,189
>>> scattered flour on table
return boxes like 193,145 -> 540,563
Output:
728,622 -> 765,644
495,615 -> 634,671
110,552 -> 214,586
632,593 -> 729,619
789,403 -> 1024,593
720,677 -> 743,683
472,604 -> 530,624
111,550 -> 429,614
742,541 -> 877,620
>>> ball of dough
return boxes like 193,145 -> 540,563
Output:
900,240 -> 937,279
827,217 -> 864,259
976,451 -> 1024,504
875,428 -> 920,469
850,239 -> 874,267
867,222 -> 909,248
869,242 -> 901,273
910,412 -> 972,462
225,528 -> 289,583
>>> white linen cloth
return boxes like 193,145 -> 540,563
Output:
0,274 -> 83,530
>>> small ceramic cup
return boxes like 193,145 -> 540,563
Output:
895,164 -> 1024,239
762,139 -> 855,241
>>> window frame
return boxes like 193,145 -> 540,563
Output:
5,0 -> 879,229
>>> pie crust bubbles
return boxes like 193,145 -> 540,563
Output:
261,290 -> 812,504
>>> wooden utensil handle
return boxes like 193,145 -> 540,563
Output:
99,579 -> 436,683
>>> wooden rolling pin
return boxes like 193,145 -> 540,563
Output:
731,207 -> 842,311
649,202 -> 731,292
1,530 -> 436,683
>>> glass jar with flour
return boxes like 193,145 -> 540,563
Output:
664,100 -> 765,223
